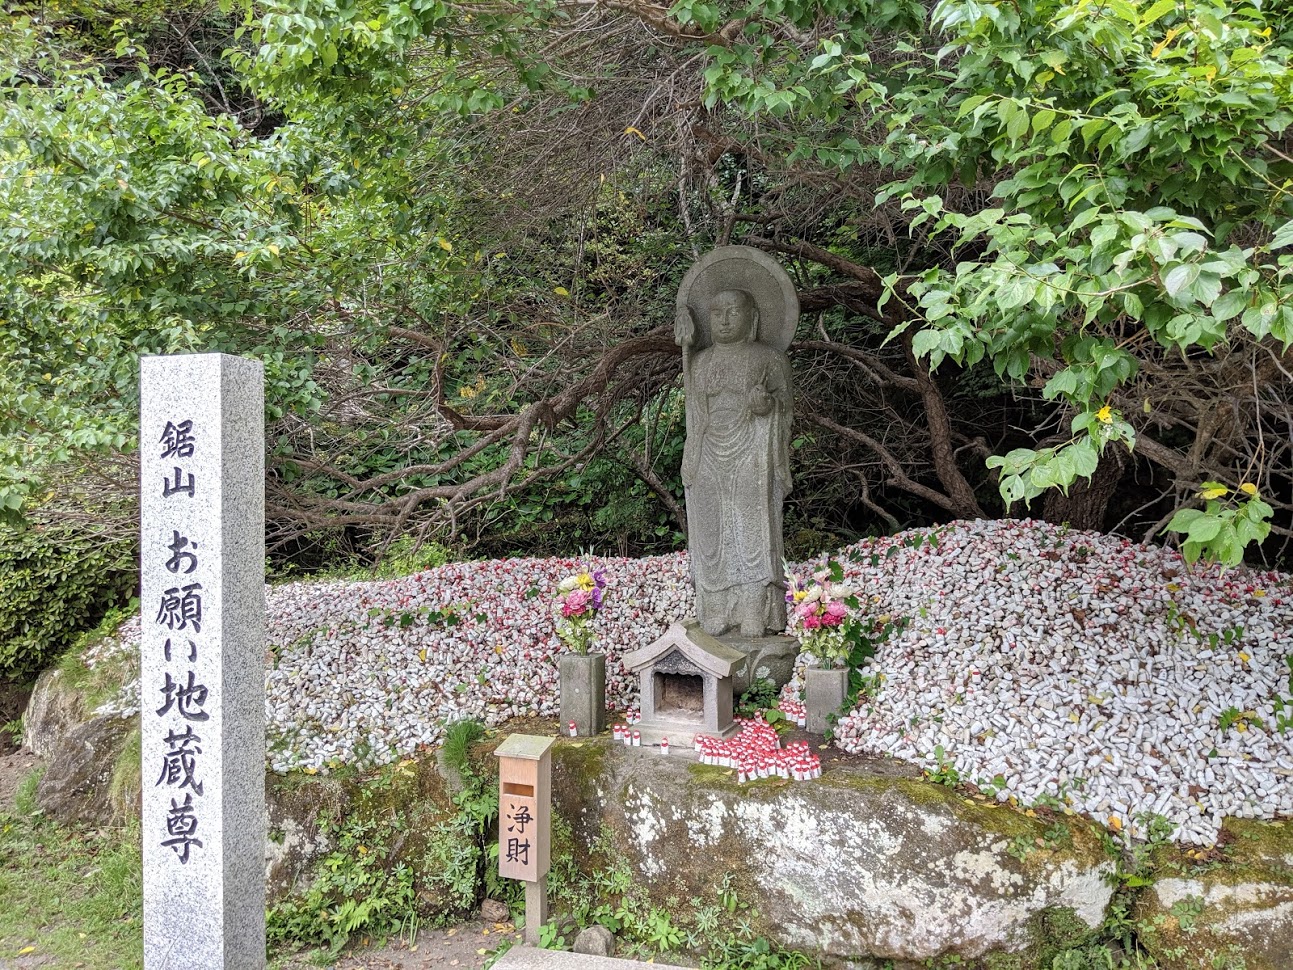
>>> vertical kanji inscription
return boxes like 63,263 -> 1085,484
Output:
141,354 -> 265,969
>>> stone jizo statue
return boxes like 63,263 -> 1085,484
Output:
675,247 -> 798,638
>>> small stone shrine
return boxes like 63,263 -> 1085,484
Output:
622,620 -> 744,747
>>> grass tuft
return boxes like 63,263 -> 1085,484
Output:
0,805 -> 143,969
440,718 -> 486,778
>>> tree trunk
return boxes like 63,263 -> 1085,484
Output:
1042,448 -> 1127,532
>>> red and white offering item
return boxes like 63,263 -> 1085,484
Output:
694,715 -> 822,784
632,729 -> 641,747
625,707 -> 641,725
660,737 -> 670,756
568,720 -> 578,737
777,698 -> 807,728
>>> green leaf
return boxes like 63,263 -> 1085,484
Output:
1241,301 -> 1279,339
1212,289 -> 1248,321
1069,439 -> 1099,478
1186,515 -> 1222,543
1007,108 -> 1030,141
1123,125 -> 1152,155
912,329 -> 942,358
1163,263 -> 1199,298
1139,0 -> 1176,26
1163,508 -> 1203,535
1270,219 -> 1293,251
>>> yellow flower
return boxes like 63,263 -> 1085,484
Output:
1095,405 -> 1113,424
794,590 -> 807,603
576,572 -> 594,591
1239,482 -> 1258,496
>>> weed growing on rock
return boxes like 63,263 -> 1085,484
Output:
541,821 -> 818,967
441,717 -> 486,774
738,678 -> 781,717
924,745 -> 961,787
0,717 -> 22,747
266,808 -> 418,955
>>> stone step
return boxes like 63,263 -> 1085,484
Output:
489,945 -> 693,969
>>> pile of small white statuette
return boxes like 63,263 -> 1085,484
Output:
811,518 -> 1293,846
93,519 -> 1291,844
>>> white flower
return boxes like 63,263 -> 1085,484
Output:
802,587 -> 821,604
557,575 -> 580,592
828,583 -> 853,600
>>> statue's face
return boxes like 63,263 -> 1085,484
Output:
709,290 -> 756,345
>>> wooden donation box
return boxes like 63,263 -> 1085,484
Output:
495,734 -> 554,883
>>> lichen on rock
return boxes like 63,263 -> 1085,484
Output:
551,738 -> 1116,965
1137,818 -> 1293,970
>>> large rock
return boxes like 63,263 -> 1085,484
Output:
550,738 -> 1116,965
264,770 -> 351,901
23,667 -> 88,758
34,713 -> 137,825
262,753 -> 469,921
22,664 -> 470,921
1137,818 -> 1293,970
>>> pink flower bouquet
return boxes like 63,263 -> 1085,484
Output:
553,568 -> 607,653
784,564 -> 858,667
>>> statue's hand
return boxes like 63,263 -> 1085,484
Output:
748,382 -> 773,416
674,305 -> 697,348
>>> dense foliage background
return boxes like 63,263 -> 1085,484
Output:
3,0 -> 1292,675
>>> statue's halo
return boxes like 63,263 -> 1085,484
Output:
677,246 -> 800,353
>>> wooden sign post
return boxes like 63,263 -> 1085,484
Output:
495,734 -> 555,944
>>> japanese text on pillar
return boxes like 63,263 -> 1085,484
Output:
153,419 -> 208,865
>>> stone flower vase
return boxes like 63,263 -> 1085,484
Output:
559,651 -> 606,737
805,665 -> 849,735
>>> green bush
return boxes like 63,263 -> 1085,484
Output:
0,524 -> 134,680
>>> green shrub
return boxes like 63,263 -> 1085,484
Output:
0,524 -> 134,680
266,811 -> 417,954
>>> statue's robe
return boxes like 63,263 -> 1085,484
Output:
682,340 -> 793,634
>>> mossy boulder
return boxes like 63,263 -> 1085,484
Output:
264,752 -> 477,924
23,666 -> 89,758
23,670 -> 470,923
265,769 -> 352,901
1136,818 -> 1293,970
33,712 -> 137,825
549,738 -> 1116,965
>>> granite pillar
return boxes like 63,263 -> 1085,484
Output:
559,653 -> 606,737
140,353 -> 265,969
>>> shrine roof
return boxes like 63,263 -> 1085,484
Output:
621,619 -> 746,678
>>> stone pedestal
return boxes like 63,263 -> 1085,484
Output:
805,667 -> 849,735
723,633 -> 800,695
559,653 -> 605,737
